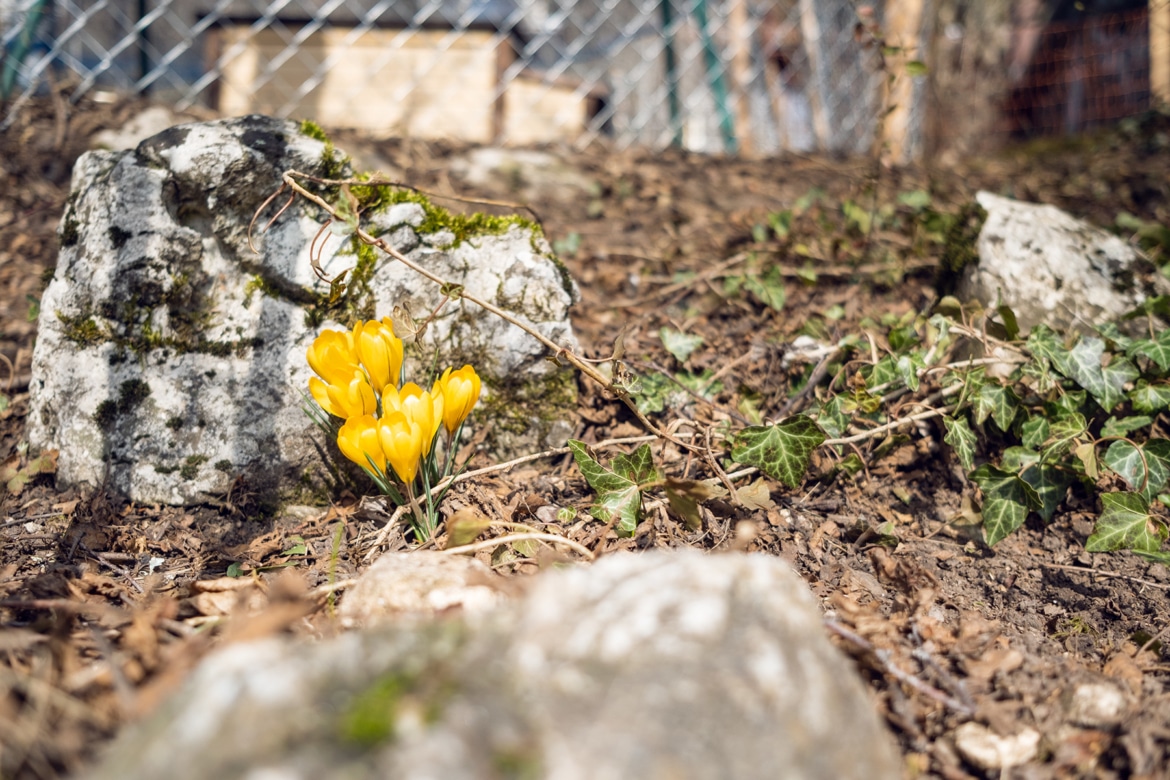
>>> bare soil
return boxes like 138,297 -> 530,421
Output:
2,94 -> 1169,779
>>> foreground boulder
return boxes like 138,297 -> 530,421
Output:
86,551 -> 901,780
29,115 -> 578,504
959,191 -> 1169,332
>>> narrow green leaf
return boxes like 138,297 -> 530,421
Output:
731,415 -> 826,489
1086,492 -> 1166,552
996,303 -> 1020,341
942,416 -> 977,472
904,60 -> 929,76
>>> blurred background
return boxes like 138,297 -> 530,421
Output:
1,0 -> 1167,161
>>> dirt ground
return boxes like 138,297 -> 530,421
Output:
2,93 -> 1170,779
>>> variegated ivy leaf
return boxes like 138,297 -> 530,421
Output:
814,395 -> 849,440
1095,321 -> 1135,352
1026,324 -> 1072,375
1101,415 -> 1154,439
1086,492 -> 1167,553
1020,415 -> 1050,450
861,355 -> 900,388
1126,329 -> 1170,371
1020,463 -> 1072,522
659,328 -> 704,363
1102,439 -> 1170,502
1043,412 -> 1087,461
731,415 -> 826,489
568,440 -> 660,537
1000,446 -> 1039,473
896,354 -> 924,392
970,464 -> 1043,546
1130,380 -> 1170,413
972,384 -> 1018,431
943,415 -> 977,472
1065,337 -> 1138,412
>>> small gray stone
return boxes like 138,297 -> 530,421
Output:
959,192 -> 1169,333
86,551 -> 900,780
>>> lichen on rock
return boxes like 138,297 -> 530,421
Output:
29,115 -> 580,506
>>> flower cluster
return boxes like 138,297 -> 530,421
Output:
307,318 -> 481,538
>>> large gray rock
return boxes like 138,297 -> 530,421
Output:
29,115 -> 579,505
86,551 -> 901,780
959,191 -> 1168,332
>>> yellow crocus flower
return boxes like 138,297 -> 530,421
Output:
306,328 -> 361,386
396,382 -> 444,456
337,414 -> 386,474
309,369 -> 377,419
378,411 -> 424,484
434,365 -> 481,435
355,318 -> 404,394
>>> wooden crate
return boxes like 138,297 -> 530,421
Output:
212,25 -> 508,141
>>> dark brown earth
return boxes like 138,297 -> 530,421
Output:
2,91 -> 1170,779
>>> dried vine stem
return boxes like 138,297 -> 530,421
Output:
274,171 -> 688,449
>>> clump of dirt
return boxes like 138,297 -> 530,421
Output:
2,92 -> 1169,779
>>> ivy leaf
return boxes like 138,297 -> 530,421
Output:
996,302 -> 1021,342
568,440 -> 646,536
861,355 -> 900,388
1021,415 -> 1050,450
1001,446 -> 1039,473
972,384 -> 1018,431
731,415 -> 826,489
1020,463 -> 1073,522
1065,337 -> 1137,411
659,328 -> 704,363
1086,492 -> 1167,553
943,415 -> 977,472
1127,329 -> 1170,371
611,443 -> 661,486
895,353 -> 925,392
744,267 -> 787,312
1101,415 -> 1154,438
1103,440 -> 1170,501
815,395 -> 850,440
1026,324 -> 1072,375
1135,550 -> 1170,565
1095,321 -> 1134,351
1043,412 -> 1087,461
970,464 -> 1042,545
1130,380 -> 1170,412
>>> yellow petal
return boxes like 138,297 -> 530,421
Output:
378,411 -> 423,484
337,414 -> 386,473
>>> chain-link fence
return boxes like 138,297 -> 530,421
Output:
0,0 -> 1164,157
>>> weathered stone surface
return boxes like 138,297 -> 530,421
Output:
959,191 -> 1169,332
29,115 -> 579,505
338,551 -> 505,627
86,551 -> 900,780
